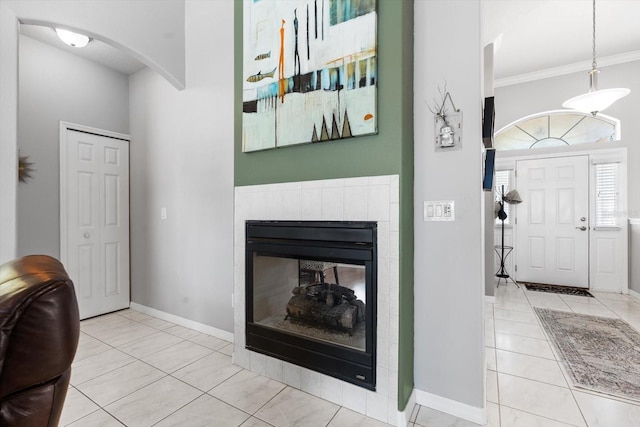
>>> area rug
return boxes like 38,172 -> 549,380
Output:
521,282 -> 593,297
535,308 -> 640,401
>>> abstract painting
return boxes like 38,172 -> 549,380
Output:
243,0 -> 377,152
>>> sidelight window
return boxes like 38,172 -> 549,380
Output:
594,163 -> 619,227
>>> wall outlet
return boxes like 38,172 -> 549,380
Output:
424,200 -> 455,221
161,207 -> 167,220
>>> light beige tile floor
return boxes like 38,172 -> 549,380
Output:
61,309 -> 395,427
460,284 -> 640,427
62,285 -> 640,426
406,285 -> 640,427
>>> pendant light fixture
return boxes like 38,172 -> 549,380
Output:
55,28 -> 91,48
562,0 -> 630,116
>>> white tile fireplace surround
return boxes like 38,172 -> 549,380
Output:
234,175 -> 402,425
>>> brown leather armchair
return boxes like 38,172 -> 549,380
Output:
0,255 -> 80,426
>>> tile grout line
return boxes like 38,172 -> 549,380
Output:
147,390 -> 207,427
202,367 -> 281,416
498,402 -> 584,427
249,383 -> 289,421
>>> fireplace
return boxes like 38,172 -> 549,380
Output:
245,220 -> 377,390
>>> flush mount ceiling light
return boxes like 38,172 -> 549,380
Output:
562,0 -> 630,116
55,28 -> 91,48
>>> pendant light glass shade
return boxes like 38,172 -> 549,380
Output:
562,0 -> 630,116
563,87 -> 631,116
55,28 -> 90,48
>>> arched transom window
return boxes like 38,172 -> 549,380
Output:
494,110 -> 620,151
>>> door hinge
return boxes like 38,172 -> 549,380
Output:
515,218 -> 517,225
515,265 -> 518,272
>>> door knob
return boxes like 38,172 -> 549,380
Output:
576,226 -> 587,231
83,232 -> 90,238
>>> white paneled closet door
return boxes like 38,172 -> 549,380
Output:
61,124 -> 130,319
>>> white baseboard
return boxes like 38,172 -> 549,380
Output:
589,287 -> 628,295
129,302 -> 234,342
415,389 -> 486,425
484,295 -> 496,304
629,289 -> 640,301
396,389 -> 417,426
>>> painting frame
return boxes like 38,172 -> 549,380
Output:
242,0 -> 378,152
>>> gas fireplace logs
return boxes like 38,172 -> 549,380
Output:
285,283 -> 366,332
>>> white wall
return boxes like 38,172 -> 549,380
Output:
495,60 -> 640,216
17,35 -> 129,258
129,0 -> 235,332
0,3 -> 18,263
413,0 -> 486,421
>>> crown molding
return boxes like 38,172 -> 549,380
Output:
495,50 -> 640,88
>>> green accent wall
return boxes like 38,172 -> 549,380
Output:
397,0 -> 415,412
234,0 -> 414,410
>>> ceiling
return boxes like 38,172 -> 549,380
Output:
18,1 -> 640,82
483,0 -> 640,83
19,24 -> 146,75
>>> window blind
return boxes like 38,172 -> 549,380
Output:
595,163 -> 618,227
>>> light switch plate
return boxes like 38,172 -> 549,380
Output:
424,200 -> 455,221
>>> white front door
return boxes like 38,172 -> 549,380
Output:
60,125 -> 130,319
516,156 -> 589,287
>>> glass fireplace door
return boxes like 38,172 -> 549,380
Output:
252,254 -> 367,351
245,221 -> 377,390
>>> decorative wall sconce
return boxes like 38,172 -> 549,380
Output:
18,154 -> 35,184
430,86 -> 462,151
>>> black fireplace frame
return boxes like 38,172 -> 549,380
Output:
245,220 -> 377,390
